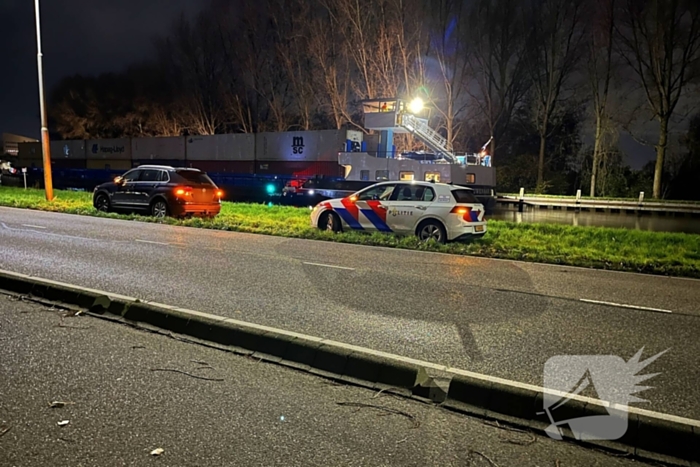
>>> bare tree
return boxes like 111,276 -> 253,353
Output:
525,0 -> 585,190
307,12 -> 356,129
269,0 -> 319,130
466,0 -> 530,158
616,0 -> 700,198
422,0 -> 471,149
216,0 -> 292,132
156,12 -> 228,135
321,0 -> 424,101
587,0 -> 617,196
148,105 -> 184,136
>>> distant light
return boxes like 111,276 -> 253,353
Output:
266,183 -> 275,195
408,97 -> 424,114
308,189 -> 315,195
280,416 -> 285,421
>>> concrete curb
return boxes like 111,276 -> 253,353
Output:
1,269 -> 698,466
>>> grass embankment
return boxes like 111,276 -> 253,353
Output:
1,187 -> 698,278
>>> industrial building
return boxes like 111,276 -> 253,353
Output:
1,133 -> 38,157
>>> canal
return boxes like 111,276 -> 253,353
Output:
491,207 -> 700,234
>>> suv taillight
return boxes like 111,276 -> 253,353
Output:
175,186 -> 193,197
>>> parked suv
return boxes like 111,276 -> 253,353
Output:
92,165 -> 223,218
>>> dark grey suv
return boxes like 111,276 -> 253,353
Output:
92,165 -> 223,218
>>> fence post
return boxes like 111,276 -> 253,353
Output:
639,191 -> 644,204
518,187 -> 525,213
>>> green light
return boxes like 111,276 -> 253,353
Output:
266,184 -> 275,195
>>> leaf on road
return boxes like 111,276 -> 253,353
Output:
150,448 -> 165,456
49,401 -> 75,409
57,420 -> 70,427
62,309 -> 83,317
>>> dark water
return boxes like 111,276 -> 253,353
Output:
491,207 -> 700,235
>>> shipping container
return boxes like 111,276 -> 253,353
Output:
184,160 -> 255,174
17,159 -> 44,169
186,134 -> 256,161
50,140 -> 86,160
86,159 -> 132,170
52,159 -> 87,169
255,130 -> 356,162
132,136 -> 185,161
255,161 -> 343,177
132,159 -> 185,168
18,142 -> 41,159
86,138 -> 131,160
12,159 -> 85,171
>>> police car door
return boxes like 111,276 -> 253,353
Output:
386,184 -> 421,233
353,183 -> 396,232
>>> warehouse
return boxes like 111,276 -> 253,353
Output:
1,133 -> 37,157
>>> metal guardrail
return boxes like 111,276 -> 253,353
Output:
497,190 -> 700,214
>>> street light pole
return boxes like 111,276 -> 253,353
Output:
34,0 -> 54,201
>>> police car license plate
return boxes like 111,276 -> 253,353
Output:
475,225 -> 484,232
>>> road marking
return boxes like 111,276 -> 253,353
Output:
579,298 -> 673,314
2,222 -> 104,242
135,239 -> 170,246
22,224 -> 46,229
302,261 -> 355,271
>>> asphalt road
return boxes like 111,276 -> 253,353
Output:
0,296 -> 663,466
1,207 -> 699,420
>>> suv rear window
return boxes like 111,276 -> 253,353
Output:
452,189 -> 480,203
174,170 -> 215,185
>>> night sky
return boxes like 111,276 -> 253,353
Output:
1,0 -> 660,168
0,0 -> 203,139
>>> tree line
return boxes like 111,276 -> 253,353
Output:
49,0 -> 700,199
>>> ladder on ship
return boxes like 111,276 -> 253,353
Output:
399,113 -> 457,163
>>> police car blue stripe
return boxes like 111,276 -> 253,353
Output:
334,208 -> 364,230
360,209 -> 392,232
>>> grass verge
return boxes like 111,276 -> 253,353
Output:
1,186 -> 699,278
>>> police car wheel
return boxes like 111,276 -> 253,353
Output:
417,220 -> 446,244
320,211 -> 342,233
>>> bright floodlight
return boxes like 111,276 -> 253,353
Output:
408,97 -> 424,114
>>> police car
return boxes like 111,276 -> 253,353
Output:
310,181 -> 486,243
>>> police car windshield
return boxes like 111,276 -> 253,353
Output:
357,185 -> 395,201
